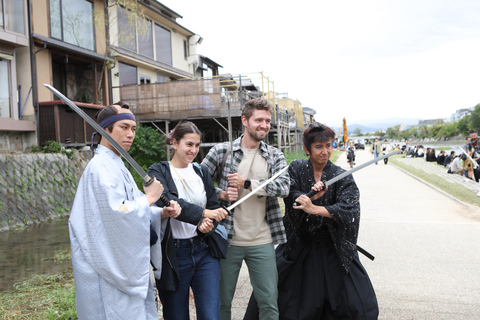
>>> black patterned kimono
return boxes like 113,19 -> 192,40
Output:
244,159 -> 378,320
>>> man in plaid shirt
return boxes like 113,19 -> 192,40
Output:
467,129 -> 480,182
202,98 -> 290,320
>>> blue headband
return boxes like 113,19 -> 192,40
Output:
91,113 -> 136,155
99,113 -> 136,128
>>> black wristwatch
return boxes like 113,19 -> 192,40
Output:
244,178 -> 251,189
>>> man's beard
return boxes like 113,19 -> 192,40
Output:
247,127 -> 267,142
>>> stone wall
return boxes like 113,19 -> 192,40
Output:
0,150 -> 91,232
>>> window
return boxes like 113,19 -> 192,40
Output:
1,0 -> 25,34
203,63 -> 213,78
155,24 -> 172,65
116,6 -> 172,66
139,75 -> 151,85
156,74 -> 168,83
183,40 -> 188,60
0,60 -> 11,118
117,6 -> 136,52
50,0 -> 94,50
118,62 -> 137,86
138,18 -> 153,59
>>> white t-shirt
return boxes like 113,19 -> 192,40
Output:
169,163 -> 207,239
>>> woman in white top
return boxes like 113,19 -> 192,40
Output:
148,122 -> 229,320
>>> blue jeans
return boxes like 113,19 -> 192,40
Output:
159,237 -> 221,320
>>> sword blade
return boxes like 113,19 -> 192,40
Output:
43,84 -> 170,206
227,165 -> 289,212
326,149 -> 401,187
300,149 -> 401,200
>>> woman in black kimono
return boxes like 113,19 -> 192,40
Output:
244,122 -> 378,320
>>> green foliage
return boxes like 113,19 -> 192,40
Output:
352,127 -> 362,136
384,112 -> 475,140
126,125 -> 167,189
31,141 -> 75,159
372,130 -> 386,139
0,269 -> 76,319
284,150 -> 308,164
469,103 -> 480,131
457,115 -> 470,135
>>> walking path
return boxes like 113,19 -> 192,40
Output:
174,150 -> 480,319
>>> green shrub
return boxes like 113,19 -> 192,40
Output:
126,125 -> 167,189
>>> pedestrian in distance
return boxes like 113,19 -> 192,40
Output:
371,138 -> 382,164
244,122 -> 378,320
69,102 -> 181,319
467,129 -> 480,182
148,121 -> 229,320
382,139 -> 391,164
202,98 -> 290,320
346,140 -> 356,168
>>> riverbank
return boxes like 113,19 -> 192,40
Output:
389,154 -> 480,210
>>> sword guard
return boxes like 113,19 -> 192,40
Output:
143,175 -> 170,207
222,204 -> 233,216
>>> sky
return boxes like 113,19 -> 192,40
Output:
159,0 -> 480,127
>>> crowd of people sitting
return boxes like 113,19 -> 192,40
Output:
400,130 -> 480,183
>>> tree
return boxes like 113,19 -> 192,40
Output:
456,115 -> 470,136
125,125 -> 167,189
468,103 -> 480,131
386,125 -> 400,139
353,127 -> 362,136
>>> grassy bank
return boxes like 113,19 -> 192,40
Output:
389,155 -> 480,207
0,267 -> 76,320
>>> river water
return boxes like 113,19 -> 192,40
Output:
0,218 -> 71,292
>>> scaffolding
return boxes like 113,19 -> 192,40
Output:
119,72 -> 304,152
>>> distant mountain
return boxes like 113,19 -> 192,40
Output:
356,117 -> 421,129
327,117 -> 421,134
348,124 -> 381,134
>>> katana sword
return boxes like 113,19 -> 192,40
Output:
225,165 -> 289,213
43,84 -> 170,206
296,149 -> 402,202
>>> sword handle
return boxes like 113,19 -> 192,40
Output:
143,175 -> 171,207
293,180 -> 326,207
222,205 -> 233,216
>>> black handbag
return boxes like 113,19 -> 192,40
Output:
205,224 -> 229,259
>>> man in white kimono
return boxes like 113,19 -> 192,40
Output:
69,103 -> 180,319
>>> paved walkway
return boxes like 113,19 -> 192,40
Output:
347,150 -> 480,319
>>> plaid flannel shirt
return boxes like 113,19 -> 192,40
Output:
201,135 -> 289,245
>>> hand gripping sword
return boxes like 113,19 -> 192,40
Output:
223,165 -> 289,215
43,84 -> 170,207
295,149 -> 402,203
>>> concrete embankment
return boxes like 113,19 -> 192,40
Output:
0,151 -> 90,232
